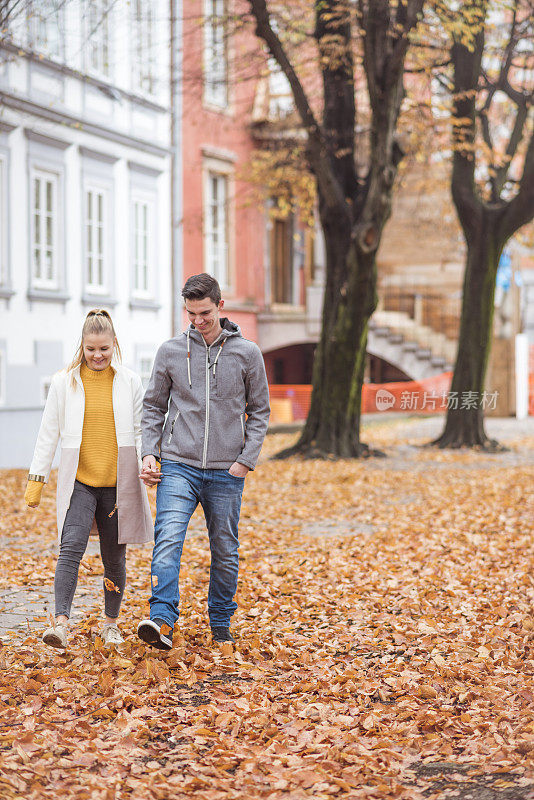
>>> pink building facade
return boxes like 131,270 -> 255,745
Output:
181,0 -> 266,342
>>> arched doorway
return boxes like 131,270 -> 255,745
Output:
263,343 -> 413,384
263,344 -> 316,384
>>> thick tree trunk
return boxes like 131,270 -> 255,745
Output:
248,0 -> 419,459
275,212 -> 378,459
434,211 -> 504,448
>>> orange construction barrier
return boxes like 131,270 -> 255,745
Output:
362,372 -> 453,414
272,349 -> 534,419
269,373 -> 454,421
269,385 -> 312,422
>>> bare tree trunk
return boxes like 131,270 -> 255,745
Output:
249,0 -> 424,458
434,212 -> 503,448
433,7 -> 534,449
278,212 -> 378,458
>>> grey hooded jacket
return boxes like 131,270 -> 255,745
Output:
141,319 -> 270,470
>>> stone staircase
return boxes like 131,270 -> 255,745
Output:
369,309 -> 458,378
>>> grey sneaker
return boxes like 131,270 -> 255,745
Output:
101,623 -> 124,647
42,623 -> 68,649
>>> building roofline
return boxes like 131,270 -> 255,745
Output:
0,91 -> 172,158
0,40 -> 169,114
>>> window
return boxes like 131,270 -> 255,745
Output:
268,57 -> 293,120
271,215 -> 294,304
205,172 -> 229,288
204,0 -> 228,108
27,0 -> 63,59
31,170 -> 59,290
132,0 -> 156,95
85,188 -> 107,293
138,354 -> 153,389
86,0 -> 110,78
129,164 -> 160,307
133,198 -> 154,297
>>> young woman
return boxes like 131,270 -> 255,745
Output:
25,309 -> 153,648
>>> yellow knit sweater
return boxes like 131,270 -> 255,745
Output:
25,363 -> 118,506
76,363 -> 118,487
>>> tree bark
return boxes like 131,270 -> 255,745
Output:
433,3 -> 534,449
433,211 -> 504,448
276,208 -> 378,459
248,0 -> 423,458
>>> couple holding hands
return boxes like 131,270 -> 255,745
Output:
25,273 -> 270,651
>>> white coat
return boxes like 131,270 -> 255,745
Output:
28,363 -> 153,545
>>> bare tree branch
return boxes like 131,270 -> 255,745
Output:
501,127 -> 534,240
493,99 -> 529,197
248,0 -> 348,214
450,16 -> 485,239
314,0 -> 359,199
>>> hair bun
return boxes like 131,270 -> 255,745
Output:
87,308 -> 110,319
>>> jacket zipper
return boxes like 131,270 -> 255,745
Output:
167,410 -> 180,444
241,412 -> 245,445
202,341 -> 210,468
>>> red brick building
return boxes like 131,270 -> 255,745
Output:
181,0 -> 265,341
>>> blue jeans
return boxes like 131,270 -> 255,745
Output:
149,460 -> 245,628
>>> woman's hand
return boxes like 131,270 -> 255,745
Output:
24,480 -> 44,508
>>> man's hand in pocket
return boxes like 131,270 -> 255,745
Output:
228,462 -> 249,478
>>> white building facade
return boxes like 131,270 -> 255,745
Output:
0,1 -> 176,468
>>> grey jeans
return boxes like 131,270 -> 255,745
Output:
55,480 -> 126,619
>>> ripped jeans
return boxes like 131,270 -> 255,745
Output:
149,460 -> 244,628
55,480 -> 126,619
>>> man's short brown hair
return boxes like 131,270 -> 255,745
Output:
182,273 -> 221,305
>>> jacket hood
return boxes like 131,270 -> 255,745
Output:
186,317 -> 242,343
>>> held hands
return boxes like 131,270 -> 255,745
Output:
228,462 -> 250,478
140,455 -> 162,486
139,457 -> 249,484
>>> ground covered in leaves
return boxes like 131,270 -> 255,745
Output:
1,415 -> 534,799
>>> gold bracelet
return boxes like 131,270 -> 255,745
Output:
28,474 -> 45,483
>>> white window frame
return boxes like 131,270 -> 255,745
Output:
131,0 -> 157,96
204,0 -> 228,109
132,193 -> 155,299
85,0 -> 111,80
84,185 -> 108,295
204,170 -> 230,290
27,1 -> 64,59
137,351 -> 154,389
268,57 -> 293,120
31,168 -> 59,290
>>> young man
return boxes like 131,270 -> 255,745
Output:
137,273 -> 270,649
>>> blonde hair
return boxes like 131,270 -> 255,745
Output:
68,309 -> 122,385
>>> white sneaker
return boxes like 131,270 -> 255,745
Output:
101,623 -> 124,647
42,623 -> 68,649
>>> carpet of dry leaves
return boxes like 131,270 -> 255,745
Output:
1,417 -> 534,800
